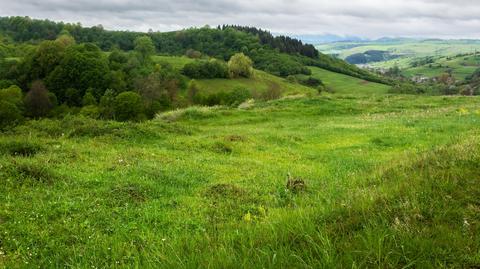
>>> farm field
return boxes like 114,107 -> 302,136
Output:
317,40 -> 480,80
309,66 -> 391,94
317,39 -> 480,64
403,54 -> 480,80
1,93 -> 479,268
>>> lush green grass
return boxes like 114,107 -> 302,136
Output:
309,66 -> 391,94
1,93 -> 479,268
152,55 -> 196,70
153,55 -> 317,96
196,70 -> 316,96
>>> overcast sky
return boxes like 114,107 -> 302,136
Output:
2,0 -> 480,39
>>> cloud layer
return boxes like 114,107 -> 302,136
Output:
2,0 -> 480,38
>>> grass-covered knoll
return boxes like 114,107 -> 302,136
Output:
152,55 -> 382,97
195,70 -> 316,96
1,93 -> 479,268
309,66 -> 391,94
153,55 -> 316,96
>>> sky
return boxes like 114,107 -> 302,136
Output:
1,0 -> 480,39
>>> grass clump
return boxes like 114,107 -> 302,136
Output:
2,160 -> 58,185
157,106 -> 220,122
0,140 -> 43,157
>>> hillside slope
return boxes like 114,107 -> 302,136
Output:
0,16 -> 387,84
1,94 -> 479,267
153,55 -> 316,96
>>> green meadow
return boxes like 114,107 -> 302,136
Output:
0,19 -> 479,268
403,54 -> 480,80
309,67 -> 390,94
1,92 -> 479,268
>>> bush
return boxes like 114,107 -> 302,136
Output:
182,60 -> 228,79
24,80 -> 53,118
224,87 -> 251,106
228,53 -> 253,78
99,89 -> 116,119
79,105 -> 100,119
261,82 -> 282,100
82,89 -> 97,106
0,85 -> 24,107
0,79 -> 15,89
299,77 -> 324,88
114,91 -> 144,121
0,100 -> 24,130
185,49 -> 202,59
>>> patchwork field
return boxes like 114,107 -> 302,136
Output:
403,54 -> 480,80
1,93 -> 479,268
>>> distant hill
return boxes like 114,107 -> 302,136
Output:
345,50 -> 401,64
289,34 -> 365,44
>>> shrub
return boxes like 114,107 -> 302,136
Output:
99,89 -> 116,119
185,49 -> 202,59
224,87 -> 251,106
182,60 -> 228,79
24,80 -> 53,118
228,53 -> 254,78
0,85 -> 24,129
65,88 -> 82,107
79,105 -> 100,119
82,89 -> 97,106
0,79 -> 15,89
114,91 -> 144,121
0,100 -> 24,130
187,80 -> 200,104
300,77 -> 324,88
0,85 -> 23,107
261,82 -> 282,100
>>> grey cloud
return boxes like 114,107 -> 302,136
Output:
1,0 -> 480,38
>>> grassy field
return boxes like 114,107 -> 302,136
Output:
152,55 -> 195,70
153,55 -> 317,96
195,70 -> 316,96
309,66 -> 391,94
403,54 -> 480,80
1,92 -> 479,268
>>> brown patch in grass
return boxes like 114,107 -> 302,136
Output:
286,174 -> 306,193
